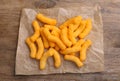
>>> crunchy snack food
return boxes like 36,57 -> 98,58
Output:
40,48 -> 54,70
26,37 -> 37,58
30,20 -> 40,42
36,37 -> 44,60
73,20 -> 87,37
40,28 -> 50,48
68,24 -> 77,44
60,27 -> 72,47
80,39 -> 92,61
51,48 -> 61,68
64,55 -> 83,67
37,13 -> 57,25
79,19 -> 92,38
26,13 -> 92,70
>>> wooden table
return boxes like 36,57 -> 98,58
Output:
0,0 -> 120,81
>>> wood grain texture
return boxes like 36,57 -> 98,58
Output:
0,0 -> 120,81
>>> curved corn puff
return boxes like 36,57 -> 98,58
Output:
68,24 -> 77,44
80,39 -> 92,61
40,48 -> 54,70
73,20 -> 86,37
64,55 -> 83,67
30,20 -> 40,42
50,48 -> 61,68
26,38 -> 37,58
40,28 -> 49,48
36,37 -> 44,60
60,27 -> 72,47
37,13 -> 56,25
79,19 -> 92,38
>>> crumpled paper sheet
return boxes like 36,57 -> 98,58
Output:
16,5 -> 104,75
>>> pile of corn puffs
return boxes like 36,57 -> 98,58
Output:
26,13 -> 92,70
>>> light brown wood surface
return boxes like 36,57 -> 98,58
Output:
0,0 -> 120,81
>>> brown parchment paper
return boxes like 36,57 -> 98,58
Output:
16,5 -> 104,75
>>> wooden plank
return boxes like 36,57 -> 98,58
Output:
0,0 -> 120,81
